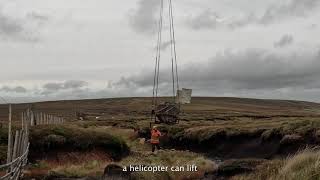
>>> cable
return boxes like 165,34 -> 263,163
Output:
168,0 -> 176,103
169,0 -> 180,92
152,0 -> 163,108
152,0 -> 181,122
151,0 -> 164,122
155,0 -> 164,107
0,96 -> 8,104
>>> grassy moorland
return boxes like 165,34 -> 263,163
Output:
0,97 -> 320,179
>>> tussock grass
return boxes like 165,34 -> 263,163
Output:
29,124 -> 130,160
279,148 -> 320,180
50,160 -> 106,178
26,150 -> 111,179
150,118 -> 320,145
233,148 -> 320,180
86,126 -> 151,152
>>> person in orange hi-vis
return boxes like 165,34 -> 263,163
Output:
150,126 -> 162,152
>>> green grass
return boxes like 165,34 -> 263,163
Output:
29,124 -> 130,160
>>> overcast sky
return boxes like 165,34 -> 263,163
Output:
0,0 -> 320,103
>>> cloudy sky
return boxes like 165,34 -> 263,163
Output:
0,0 -> 320,103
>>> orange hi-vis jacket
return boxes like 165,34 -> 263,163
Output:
151,130 -> 161,144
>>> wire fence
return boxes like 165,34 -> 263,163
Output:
0,106 -> 66,179
0,144 -> 29,180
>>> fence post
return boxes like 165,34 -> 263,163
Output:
27,109 -> 30,127
40,112 -> 43,125
7,104 -> 13,163
38,112 -> 41,125
35,112 -> 38,125
30,110 -> 34,126
28,109 -> 31,126
25,111 -> 29,152
22,112 -> 25,130
18,130 -> 24,156
46,113 -> 48,124
12,130 -> 20,160
21,112 -> 24,131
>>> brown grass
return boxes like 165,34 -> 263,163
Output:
25,150 -> 111,178
233,148 -> 320,180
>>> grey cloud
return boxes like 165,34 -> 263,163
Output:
128,0 -> 159,34
42,80 -> 88,93
15,88 -> 147,103
3,48 -> 320,103
114,77 -> 134,88
160,41 -> 172,50
27,12 -> 49,21
63,80 -> 88,89
26,12 -> 50,27
0,86 -> 27,93
107,81 -> 113,88
309,23 -> 317,29
260,0 -> 319,24
43,83 -> 63,91
189,0 -> 320,30
0,9 -> 48,41
0,11 -> 24,39
116,49 -> 320,95
154,40 -> 172,51
274,34 -> 294,48
187,9 -> 222,30
236,0 -> 319,26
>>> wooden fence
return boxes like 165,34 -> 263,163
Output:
22,109 -> 65,126
0,144 -> 29,180
0,106 -> 66,180
0,105 -> 30,180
